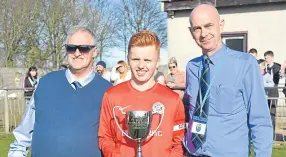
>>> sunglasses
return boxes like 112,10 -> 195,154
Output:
169,66 -> 176,69
65,44 -> 96,54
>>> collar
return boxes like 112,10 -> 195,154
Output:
267,63 -> 274,68
65,68 -> 95,87
205,44 -> 227,65
191,44 -> 227,67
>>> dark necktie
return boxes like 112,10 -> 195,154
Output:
72,81 -> 82,90
267,65 -> 272,75
191,57 -> 210,149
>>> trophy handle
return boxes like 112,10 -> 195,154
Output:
146,111 -> 164,139
112,106 -> 133,140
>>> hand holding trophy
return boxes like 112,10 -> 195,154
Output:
113,102 -> 165,157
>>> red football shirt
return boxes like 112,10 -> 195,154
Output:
98,81 -> 185,157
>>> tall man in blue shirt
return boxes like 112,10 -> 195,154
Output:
8,26 -> 112,157
183,4 -> 273,157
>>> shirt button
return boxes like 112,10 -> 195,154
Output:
202,149 -> 206,152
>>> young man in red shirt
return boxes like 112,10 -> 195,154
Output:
98,30 -> 185,157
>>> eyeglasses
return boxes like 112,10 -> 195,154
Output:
169,66 -> 176,69
65,44 -> 96,54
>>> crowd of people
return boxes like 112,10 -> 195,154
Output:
95,57 -> 187,97
9,3 -> 276,157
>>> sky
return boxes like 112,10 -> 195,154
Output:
96,47 -> 168,68
94,0 -> 168,68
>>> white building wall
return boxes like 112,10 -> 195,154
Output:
167,3 -> 286,70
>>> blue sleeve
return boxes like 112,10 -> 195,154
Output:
242,57 -> 273,157
185,62 -> 198,120
8,96 -> 35,157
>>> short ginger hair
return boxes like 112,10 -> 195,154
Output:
128,30 -> 161,54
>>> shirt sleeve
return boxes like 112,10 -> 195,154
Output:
242,57 -> 273,157
185,63 -> 196,118
98,92 -> 121,157
8,96 -> 35,157
170,97 -> 186,157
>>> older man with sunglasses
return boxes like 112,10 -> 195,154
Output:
8,26 -> 112,157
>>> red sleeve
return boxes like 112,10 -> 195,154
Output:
170,97 -> 186,157
98,92 -> 122,157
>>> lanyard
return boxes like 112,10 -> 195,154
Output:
198,48 -> 228,114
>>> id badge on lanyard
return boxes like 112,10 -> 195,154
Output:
191,48 -> 228,135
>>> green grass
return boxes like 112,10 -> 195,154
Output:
0,133 -> 31,157
1,133 -> 286,157
249,143 -> 286,157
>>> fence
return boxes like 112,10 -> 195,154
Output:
0,87 -> 286,142
0,88 -> 30,133
269,97 -> 286,142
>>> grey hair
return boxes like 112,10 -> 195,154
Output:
65,25 -> 96,45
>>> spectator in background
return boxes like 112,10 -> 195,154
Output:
264,50 -> 280,139
248,48 -> 264,64
259,61 -> 274,95
154,67 -> 165,85
111,60 -> 131,85
96,61 -> 111,82
264,51 -> 281,85
260,61 -> 275,138
166,57 -> 186,98
24,66 -> 38,101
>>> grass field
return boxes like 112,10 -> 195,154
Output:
1,133 -> 286,157
0,133 -> 31,157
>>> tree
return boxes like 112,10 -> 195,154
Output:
114,0 -> 168,59
0,0 -> 39,67
0,0 -> 165,68
85,0 -> 118,61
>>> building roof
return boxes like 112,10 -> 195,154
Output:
162,0 -> 286,11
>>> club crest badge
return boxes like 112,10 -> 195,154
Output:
152,102 -> 165,114
196,123 -> 202,132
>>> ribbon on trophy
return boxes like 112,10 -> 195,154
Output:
112,102 -> 165,157
112,102 -> 165,139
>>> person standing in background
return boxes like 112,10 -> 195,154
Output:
166,57 -> 186,98
264,50 -> 281,137
248,48 -> 264,64
110,60 -> 132,85
96,61 -> 111,82
23,66 -> 38,101
259,61 -> 275,96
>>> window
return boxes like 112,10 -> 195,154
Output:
222,32 -> 248,52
